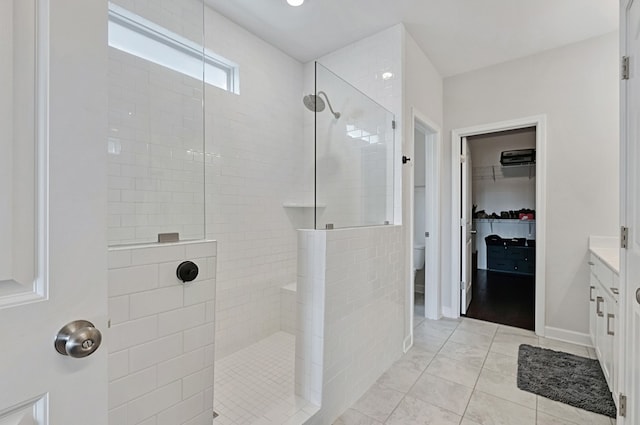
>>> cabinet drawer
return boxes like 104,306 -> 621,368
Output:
515,260 -> 535,274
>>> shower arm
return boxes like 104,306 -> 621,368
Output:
317,91 -> 341,119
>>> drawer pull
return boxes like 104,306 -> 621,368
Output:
607,313 -> 615,336
590,286 -> 595,302
596,296 -> 604,317
611,287 -> 619,295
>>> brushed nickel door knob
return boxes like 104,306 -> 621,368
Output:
55,320 -> 102,358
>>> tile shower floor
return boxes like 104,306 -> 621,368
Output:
214,332 -> 318,425
336,317 -> 616,425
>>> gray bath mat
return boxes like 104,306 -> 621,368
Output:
517,344 -> 616,418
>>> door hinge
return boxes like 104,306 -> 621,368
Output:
622,56 -> 630,80
392,120 -> 396,130
619,393 -> 627,417
460,155 -> 466,163
621,226 -> 629,249
460,281 -> 465,290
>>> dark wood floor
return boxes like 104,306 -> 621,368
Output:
464,269 -> 535,330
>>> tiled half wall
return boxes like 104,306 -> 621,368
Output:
107,240 -> 216,425
296,226 -> 404,424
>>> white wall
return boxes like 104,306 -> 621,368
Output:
443,32 -> 619,334
203,7 -> 304,358
107,0 -> 305,361
469,129 -> 536,215
313,63 -> 395,228
403,29 -> 444,319
107,241 -> 216,425
300,25 -> 404,230
107,0 -> 206,245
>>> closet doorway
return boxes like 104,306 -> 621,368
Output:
465,128 -> 537,330
451,116 -> 547,335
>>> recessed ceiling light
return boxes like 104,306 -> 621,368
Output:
382,72 -> 393,80
287,0 -> 304,6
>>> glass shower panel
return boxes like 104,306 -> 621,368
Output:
314,62 -> 395,229
107,0 -> 205,246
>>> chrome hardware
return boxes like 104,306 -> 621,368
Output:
596,296 -> 604,317
620,393 -> 627,417
622,56 -> 630,80
470,230 -> 477,234
589,286 -> 595,302
607,313 -> 615,336
611,287 -> 619,295
55,320 -> 102,358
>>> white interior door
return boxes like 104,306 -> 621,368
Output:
0,0 -> 108,423
461,137 -> 473,314
623,0 -> 640,422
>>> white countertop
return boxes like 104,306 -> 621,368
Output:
589,236 -> 620,274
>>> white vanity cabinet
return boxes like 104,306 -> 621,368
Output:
588,251 -> 619,398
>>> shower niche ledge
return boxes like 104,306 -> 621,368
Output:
282,202 -> 326,208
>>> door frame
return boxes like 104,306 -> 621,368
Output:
405,107 -> 443,342
450,115 -> 547,336
619,0 -> 631,421
407,108 -> 441,339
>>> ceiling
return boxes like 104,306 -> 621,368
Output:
204,0 -> 618,77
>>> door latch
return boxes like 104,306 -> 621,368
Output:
402,156 -> 411,164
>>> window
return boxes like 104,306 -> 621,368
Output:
108,3 -> 239,93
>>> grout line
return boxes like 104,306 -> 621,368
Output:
379,318 -> 462,423
458,321 -> 497,421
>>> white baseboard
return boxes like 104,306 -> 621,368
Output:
442,306 -> 456,319
544,326 -> 593,347
403,335 -> 413,353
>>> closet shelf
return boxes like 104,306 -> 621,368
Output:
473,163 -> 536,181
474,218 -> 535,223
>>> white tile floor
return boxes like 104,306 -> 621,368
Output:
214,332 -> 318,425
336,317 -> 616,425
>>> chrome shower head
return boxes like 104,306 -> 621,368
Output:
302,91 -> 341,119
303,94 -> 325,113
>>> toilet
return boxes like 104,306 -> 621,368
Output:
413,244 -> 425,270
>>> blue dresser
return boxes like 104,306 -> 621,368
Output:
486,243 -> 535,275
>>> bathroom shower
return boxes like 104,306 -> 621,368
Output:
303,91 -> 341,119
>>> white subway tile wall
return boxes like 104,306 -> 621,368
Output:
202,7 -> 305,358
108,1 -> 306,358
313,64 -> 395,229
107,0 -> 206,245
107,241 -> 216,425
298,226 -> 404,424
280,283 -> 297,335
311,25 -> 404,228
